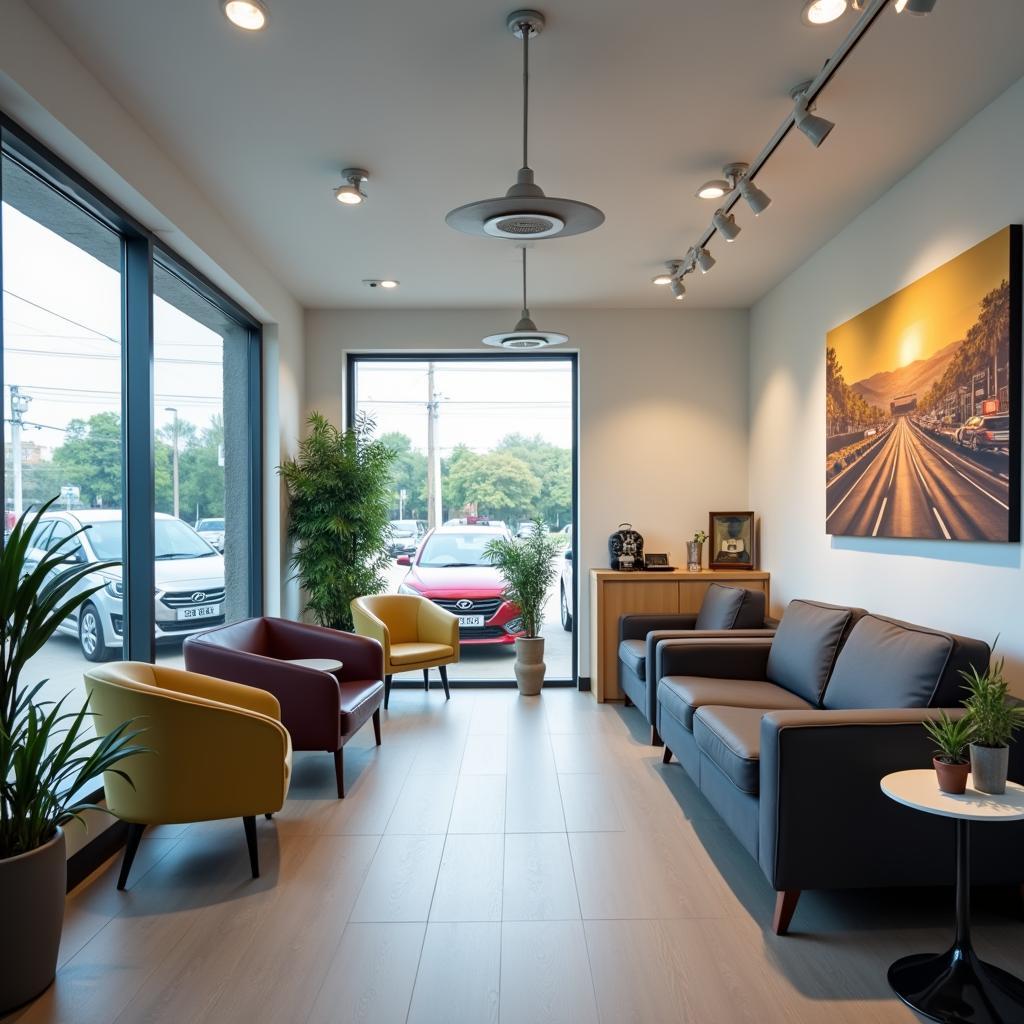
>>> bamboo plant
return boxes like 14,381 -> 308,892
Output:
485,520 -> 563,638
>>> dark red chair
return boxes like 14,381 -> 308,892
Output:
183,617 -> 384,797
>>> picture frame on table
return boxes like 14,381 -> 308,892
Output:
709,511 -> 756,570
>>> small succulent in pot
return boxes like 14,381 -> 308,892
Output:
923,711 -> 974,794
959,658 -> 1024,795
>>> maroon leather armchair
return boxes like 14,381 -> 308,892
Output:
183,617 -> 385,797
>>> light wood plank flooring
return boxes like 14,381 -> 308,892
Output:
7,688 -> 1024,1024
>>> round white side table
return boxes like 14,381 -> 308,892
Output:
880,769 -> 1024,1023
286,658 -> 343,673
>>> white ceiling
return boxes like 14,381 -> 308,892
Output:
26,0 -> 1024,310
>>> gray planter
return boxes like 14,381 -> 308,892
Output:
514,636 -> 546,696
969,743 -> 1010,795
0,827 -> 66,1013
686,541 -> 703,572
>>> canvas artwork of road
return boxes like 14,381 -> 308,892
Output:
826,227 -> 1018,541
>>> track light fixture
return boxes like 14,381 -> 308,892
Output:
335,168 -> 368,205
695,246 -> 716,274
791,81 -> 835,147
801,0 -> 847,25
221,0 -> 269,31
670,277 -> 686,301
652,259 -> 684,286
712,209 -> 741,242
895,0 -> 936,13
696,163 -> 748,202
739,177 -> 771,216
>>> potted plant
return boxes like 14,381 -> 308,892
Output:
923,711 -> 974,794
485,521 -> 563,696
279,412 -> 397,631
686,530 -> 707,573
1,499 -> 146,1013
960,658 -> 1024,795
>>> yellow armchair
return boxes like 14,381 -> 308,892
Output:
351,594 -> 459,708
85,662 -> 292,889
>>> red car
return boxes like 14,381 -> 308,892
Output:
396,525 -> 523,645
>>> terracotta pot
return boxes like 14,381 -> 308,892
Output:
0,828 -> 66,1013
933,757 -> 969,795
514,636 -> 546,696
970,743 -> 1009,795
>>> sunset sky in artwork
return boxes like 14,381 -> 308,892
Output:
827,227 -> 1010,386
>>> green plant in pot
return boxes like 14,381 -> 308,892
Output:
960,658 -> 1024,795
279,412 -> 397,632
1,499 -> 146,1013
485,521 -> 562,696
923,711 -> 974,795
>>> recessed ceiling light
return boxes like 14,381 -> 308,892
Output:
335,168 -> 369,206
221,0 -> 269,31
801,0 -> 847,25
363,279 -> 399,290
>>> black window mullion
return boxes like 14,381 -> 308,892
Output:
248,327 -> 264,617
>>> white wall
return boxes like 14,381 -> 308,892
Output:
0,0 -> 304,617
305,307 -> 751,676
750,76 -> 1024,693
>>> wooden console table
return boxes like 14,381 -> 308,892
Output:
588,569 -> 771,702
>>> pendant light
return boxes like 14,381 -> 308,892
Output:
447,9 -> 604,240
482,248 -> 567,349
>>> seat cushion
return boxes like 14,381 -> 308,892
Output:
694,585 -> 747,630
618,639 -> 647,679
765,600 -> 864,705
658,676 -> 812,732
693,706 -> 764,795
389,642 -> 455,667
337,678 -> 385,735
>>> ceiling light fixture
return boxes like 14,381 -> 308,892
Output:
653,259 -> 684,286
446,10 -> 604,240
221,0 -> 269,31
695,246 -> 716,274
670,277 -> 686,301
739,177 -> 771,216
335,168 -> 368,206
801,0 -> 848,25
696,162 -> 749,202
791,81 -> 835,147
482,247 -> 567,349
363,279 -> 399,289
712,209 -> 741,242
895,0 -> 936,13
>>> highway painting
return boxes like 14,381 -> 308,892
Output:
826,226 -> 1020,541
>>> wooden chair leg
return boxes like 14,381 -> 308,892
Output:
243,816 -> 259,879
334,747 -> 345,798
651,725 -> 663,747
373,707 -> 382,746
424,668 -> 430,691
439,664 -> 450,700
384,674 -> 392,710
116,822 -> 145,891
661,745 -> 673,764
772,890 -> 801,936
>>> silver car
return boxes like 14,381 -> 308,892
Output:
25,509 -> 226,661
195,517 -> 225,552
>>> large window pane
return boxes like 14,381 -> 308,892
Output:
2,153 -> 124,708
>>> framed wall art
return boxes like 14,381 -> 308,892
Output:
709,511 -> 755,570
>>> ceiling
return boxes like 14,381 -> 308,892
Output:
26,0 -> 1024,310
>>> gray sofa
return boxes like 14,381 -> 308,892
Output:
618,584 -> 776,745
655,599 -> 1024,934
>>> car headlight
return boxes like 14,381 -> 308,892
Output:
398,582 -> 421,596
505,617 -> 524,634
104,580 -> 124,599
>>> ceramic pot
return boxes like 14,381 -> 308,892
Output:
969,743 -> 1009,795
686,542 -> 703,573
0,828 -> 66,1013
514,636 -> 546,696
933,757 -> 969,795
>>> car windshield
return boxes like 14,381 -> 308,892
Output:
418,532 -> 498,568
198,518 -> 224,530
84,518 -> 217,560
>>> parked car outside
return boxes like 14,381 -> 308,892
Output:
516,520 -> 549,539
443,517 -> 509,531
195,516 -> 225,551
387,518 -> 425,557
25,509 -> 226,661
959,413 -> 1009,451
560,524 -> 573,632
396,524 -> 523,645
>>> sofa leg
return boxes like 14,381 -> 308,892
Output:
334,747 -> 345,799
623,693 -> 632,707
243,816 -> 259,879
661,745 -> 673,764
384,674 -> 392,710
650,725 -> 663,747
772,890 -> 800,936
373,707 -> 382,746
116,822 -> 145,891
423,668 -> 430,691
439,664 -> 450,701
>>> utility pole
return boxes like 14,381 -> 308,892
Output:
10,386 -> 32,518
165,407 -> 180,519
425,364 -> 442,529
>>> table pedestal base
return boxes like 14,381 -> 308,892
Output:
889,946 -> 1024,1023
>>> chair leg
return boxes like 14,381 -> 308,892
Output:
116,822 -> 145,891
373,707 -> 382,746
661,745 -> 673,764
439,664 -> 450,700
623,693 -> 632,707
334,747 -> 345,798
384,674 -> 392,710
264,812 -> 273,820
243,816 -> 260,879
651,725 -> 663,747
424,668 -> 430,691
772,890 -> 801,936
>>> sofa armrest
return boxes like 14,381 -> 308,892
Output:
620,614 -> 697,642
267,617 -> 384,681
645,629 -> 776,681
655,637 -> 774,684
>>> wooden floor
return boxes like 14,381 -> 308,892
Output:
8,687 -> 1024,1024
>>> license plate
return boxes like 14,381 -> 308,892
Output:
177,604 -> 222,621
458,615 -> 485,628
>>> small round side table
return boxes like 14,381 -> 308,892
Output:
880,769 -> 1024,1024
286,658 -> 343,674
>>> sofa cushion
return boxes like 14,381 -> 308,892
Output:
658,676 -> 812,732
618,639 -> 647,680
822,614 -> 985,710
694,585 -> 747,630
765,600 -> 864,705
693,706 -> 764,795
